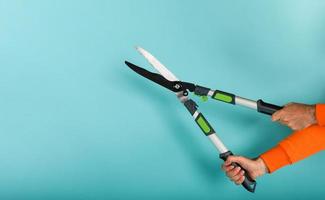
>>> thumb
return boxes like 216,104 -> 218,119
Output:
226,156 -> 250,169
272,110 -> 282,121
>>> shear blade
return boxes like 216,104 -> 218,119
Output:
135,46 -> 179,82
125,61 -> 180,92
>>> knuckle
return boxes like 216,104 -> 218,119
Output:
286,102 -> 294,106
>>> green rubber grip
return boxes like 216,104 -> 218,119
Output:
195,113 -> 214,136
212,90 -> 235,104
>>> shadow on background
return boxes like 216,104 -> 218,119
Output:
202,100 -> 291,156
114,64 -> 225,185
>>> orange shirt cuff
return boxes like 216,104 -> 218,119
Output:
316,104 -> 325,126
260,125 -> 325,173
260,145 -> 291,173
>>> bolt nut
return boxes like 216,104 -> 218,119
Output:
174,84 -> 181,89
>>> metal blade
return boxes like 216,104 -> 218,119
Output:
125,61 -> 179,92
135,46 -> 179,82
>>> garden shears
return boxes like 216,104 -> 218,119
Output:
125,47 -> 283,193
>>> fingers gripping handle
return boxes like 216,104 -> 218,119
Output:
219,151 -> 257,193
257,99 -> 283,115
232,162 -> 256,193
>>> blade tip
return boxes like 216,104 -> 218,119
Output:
124,60 -> 132,67
135,46 -> 144,53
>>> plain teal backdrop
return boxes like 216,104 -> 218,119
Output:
1,0 -> 325,199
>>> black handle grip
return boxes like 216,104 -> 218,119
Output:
220,151 -> 256,193
257,99 -> 283,115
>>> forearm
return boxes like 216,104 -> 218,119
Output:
260,125 -> 325,173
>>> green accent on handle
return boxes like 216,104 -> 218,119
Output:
196,115 -> 211,134
200,96 -> 208,102
213,93 -> 233,103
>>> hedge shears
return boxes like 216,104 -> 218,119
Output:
125,47 -> 282,193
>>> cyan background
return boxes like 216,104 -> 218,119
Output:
0,0 -> 325,199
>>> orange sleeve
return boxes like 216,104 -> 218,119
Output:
260,125 -> 325,173
316,104 -> 325,126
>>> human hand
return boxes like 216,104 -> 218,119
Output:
222,156 -> 268,185
272,103 -> 316,131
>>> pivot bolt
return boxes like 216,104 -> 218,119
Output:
174,84 -> 181,89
